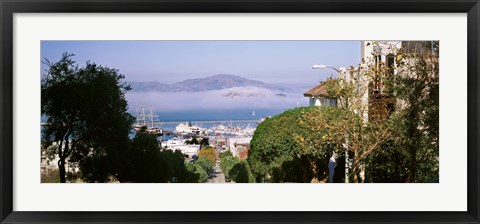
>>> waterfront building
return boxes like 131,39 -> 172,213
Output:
161,137 -> 200,157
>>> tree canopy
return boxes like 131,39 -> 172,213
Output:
41,53 -> 133,182
389,42 -> 439,182
248,106 -> 345,183
198,146 -> 216,164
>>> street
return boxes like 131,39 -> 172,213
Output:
208,161 -> 226,183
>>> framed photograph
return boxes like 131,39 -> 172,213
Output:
1,0 -> 479,223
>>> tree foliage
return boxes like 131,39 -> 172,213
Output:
391,42 -> 439,182
195,156 -> 214,175
184,163 -> 208,183
116,128 -> 187,183
248,106 -> 344,183
247,41 -> 439,183
185,137 -> 199,145
339,41 -> 439,183
325,58 -> 398,181
220,151 -> 254,183
363,139 -> 409,183
199,137 -> 210,148
198,146 -> 216,164
229,160 -> 255,183
219,151 -> 238,181
41,53 -> 133,182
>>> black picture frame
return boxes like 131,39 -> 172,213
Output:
1,0 -> 479,223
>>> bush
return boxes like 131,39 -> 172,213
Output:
248,106 -> 344,183
220,151 -> 239,180
229,161 -> 255,183
185,163 -> 208,183
198,146 -> 216,164
220,151 -> 255,183
195,156 -> 214,174
41,169 -> 60,183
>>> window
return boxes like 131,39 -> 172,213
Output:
386,54 -> 395,76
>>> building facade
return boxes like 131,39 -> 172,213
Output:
303,81 -> 337,107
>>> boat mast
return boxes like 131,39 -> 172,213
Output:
142,106 -> 146,126
150,107 -> 154,128
135,108 -> 139,126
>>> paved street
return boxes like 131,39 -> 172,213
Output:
208,162 -> 226,183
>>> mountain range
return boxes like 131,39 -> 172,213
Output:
128,74 -> 286,92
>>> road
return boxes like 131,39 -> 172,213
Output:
208,162 -> 226,183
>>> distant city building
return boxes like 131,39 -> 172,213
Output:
227,137 -> 252,159
41,143 -> 79,177
161,137 -> 200,157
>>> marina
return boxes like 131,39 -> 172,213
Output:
153,119 -> 260,126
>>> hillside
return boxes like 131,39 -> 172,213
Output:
128,74 -> 285,92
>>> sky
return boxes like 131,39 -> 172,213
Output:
41,41 -> 361,114
41,41 -> 361,85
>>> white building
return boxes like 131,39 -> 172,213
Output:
303,81 -> 337,107
41,143 -> 79,175
226,137 -> 252,159
161,137 -> 200,157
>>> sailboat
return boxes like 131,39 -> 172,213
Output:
133,105 -> 162,135
252,110 -> 256,117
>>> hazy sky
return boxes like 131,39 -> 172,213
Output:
41,41 -> 361,85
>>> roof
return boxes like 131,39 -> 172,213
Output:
303,82 -> 332,98
238,146 -> 250,160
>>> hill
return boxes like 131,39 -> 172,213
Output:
128,74 -> 285,92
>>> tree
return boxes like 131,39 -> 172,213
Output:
41,53 -> 133,182
197,146 -> 216,164
320,54 -> 395,183
195,157 -> 214,175
185,137 -> 199,145
219,151 -> 254,183
322,41 -> 439,183
120,128 -> 165,182
392,41 -> 439,182
219,151 -> 238,181
110,127 -> 189,183
184,163 -> 208,183
248,106 -> 343,183
229,161 -> 255,183
363,139 -> 409,183
199,137 -> 210,148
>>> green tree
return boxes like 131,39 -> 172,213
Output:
321,55 -> 395,183
118,127 -> 188,183
392,41 -> 439,182
229,160 -> 255,183
248,106 -> 343,183
161,149 -> 188,183
324,41 -> 439,183
41,53 -> 133,183
120,128 -> 165,182
363,138 -> 409,183
185,137 -> 199,145
184,163 -> 208,183
195,156 -> 214,174
219,151 -> 239,181
199,137 -> 210,148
